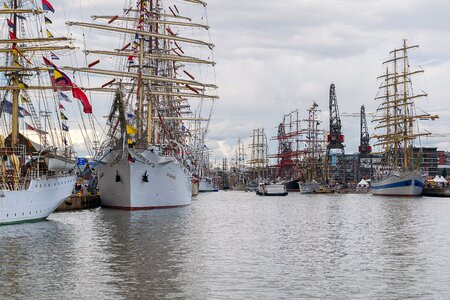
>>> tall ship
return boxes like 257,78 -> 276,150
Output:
66,0 -> 218,209
371,40 -> 438,196
0,0 -> 81,225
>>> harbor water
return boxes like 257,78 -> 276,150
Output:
2,191 -> 450,299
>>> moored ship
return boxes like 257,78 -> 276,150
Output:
371,40 -> 438,196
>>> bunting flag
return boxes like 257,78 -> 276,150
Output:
59,102 -> 65,110
126,124 -> 137,135
44,16 -> 52,24
20,95 -> 29,103
2,100 -> 30,117
61,123 -> 69,131
50,51 -> 59,60
57,90 -> 72,102
26,123 -> 48,135
46,29 -> 54,38
6,19 -> 15,30
60,112 -> 68,120
18,80 -> 28,89
43,57 -> 92,113
42,0 -> 55,13
9,31 -> 17,40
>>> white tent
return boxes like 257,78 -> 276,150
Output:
440,176 -> 448,184
433,175 -> 445,183
357,179 -> 369,188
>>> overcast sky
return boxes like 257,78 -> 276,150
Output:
57,0 -> 450,162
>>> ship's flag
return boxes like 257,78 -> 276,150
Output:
61,123 -> 69,131
59,102 -> 65,110
126,124 -> 137,135
126,113 -> 135,120
57,90 -> 72,102
2,100 -> 29,117
6,19 -> 15,30
46,29 -> 54,38
44,16 -> 52,24
42,0 -> 55,13
128,153 -> 135,163
63,137 -> 68,146
20,95 -> 29,103
43,56 -> 92,113
16,15 -> 26,20
26,123 -> 48,135
18,80 -> 29,89
9,31 -> 17,40
50,51 -> 59,60
60,112 -> 68,120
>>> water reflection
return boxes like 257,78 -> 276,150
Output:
2,193 -> 450,298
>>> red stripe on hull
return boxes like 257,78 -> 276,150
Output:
101,203 -> 190,211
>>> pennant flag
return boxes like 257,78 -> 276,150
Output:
18,80 -> 29,89
63,137 -> 68,146
25,123 -> 48,135
46,29 -> 54,38
128,153 -> 135,163
2,100 -> 29,118
20,95 -> 29,103
126,124 -> 137,135
59,102 -> 65,110
60,112 -> 68,120
61,123 -> 69,131
43,57 -> 92,113
9,31 -> 17,40
3,3 -> 8,8
6,19 -> 15,30
16,15 -> 26,20
42,0 -> 55,13
126,113 -> 135,120
50,51 -> 59,60
57,90 -> 72,102
44,16 -> 52,24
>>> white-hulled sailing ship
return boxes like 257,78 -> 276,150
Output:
371,40 -> 438,196
0,0 -> 87,225
66,0 -> 218,209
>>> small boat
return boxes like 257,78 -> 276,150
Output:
256,183 -> 288,196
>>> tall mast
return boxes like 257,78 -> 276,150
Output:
11,0 -> 19,147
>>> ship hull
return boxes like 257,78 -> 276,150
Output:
299,181 -> 320,194
285,179 -> 300,192
0,175 -> 77,225
199,178 -> 218,192
98,148 -> 192,210
371,170 -> 424,196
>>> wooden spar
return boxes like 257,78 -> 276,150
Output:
120,43 -> 131,51
0,85 -> 70,91
85,49 -> 215,65
183,0 -> 207,7
377,70 -> 424,80
0,37 -> 70,44
183,70 -> 195,80
0,66 -> 52,72
101,79 -> 116,88
389,44 -> 419,54
0,9 -> 43,14
374,114 -> 439,128
375,93 -> 427,101
0,45 -> 75,53
66,21 -> 215,48
60,66 -> 218,89
108,15 -> 119,24
152,116 -> 209,121
122,10 -> 192,22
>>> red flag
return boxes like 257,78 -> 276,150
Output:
9,31 -> 17,40
72,85 -> 92,114
43,56 -> 92,114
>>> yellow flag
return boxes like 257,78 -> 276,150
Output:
3,3 -> 8,8
126,124 -> 137,135
46,30 -> 53,38
20,95 -> 29,103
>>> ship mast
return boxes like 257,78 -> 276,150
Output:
373,39 -> 438,171
10,0 -> 19,147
